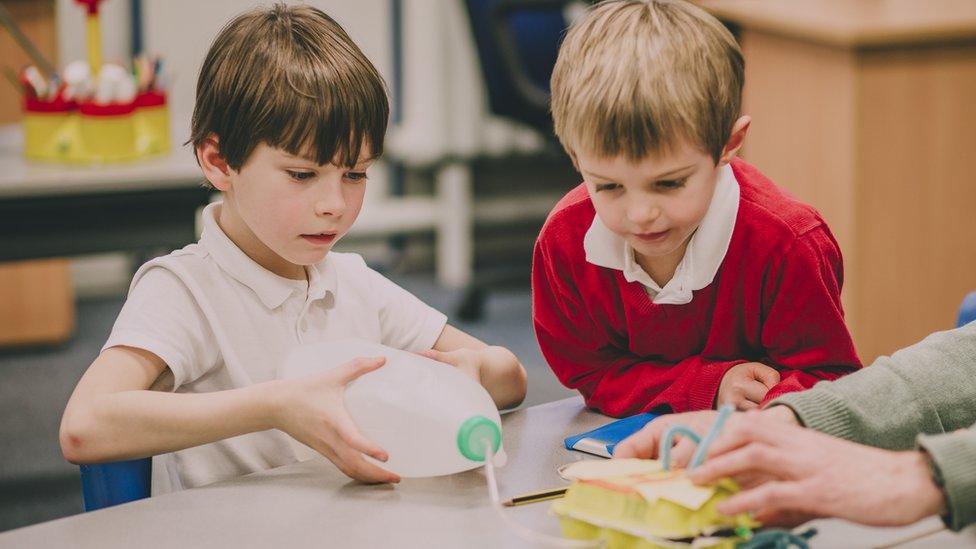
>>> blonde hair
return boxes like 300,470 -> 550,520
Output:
550,0 -> 743,163
190,4 -> 388,175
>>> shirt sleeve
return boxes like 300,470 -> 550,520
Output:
532,234 -> 746,417
759,226 -> 862,404
103,266 -> 219,389
363,261 -> 448,353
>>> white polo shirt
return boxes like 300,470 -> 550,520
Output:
582,163 -> 741,305
103,202 -> 448,494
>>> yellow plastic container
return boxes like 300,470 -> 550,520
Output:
78,101 -> 138,162
133,91 -> 171,157
23,98 -> 80,162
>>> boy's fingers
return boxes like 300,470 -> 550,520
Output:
315,425 -> 399,483
328,422 -> 400,483
338,455 -> 400,484
336,448 -> 400,483
741,380 -> 769,404
751,364 -> 781,388
336,357 -> 385,385
333,415 -> 388,462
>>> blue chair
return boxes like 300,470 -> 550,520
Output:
958,291 -> 976,328
463,0 -> 572,134
79,458 -> 152,511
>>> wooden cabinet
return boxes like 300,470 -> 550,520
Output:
699,0 -> 976,362
0,0 -> 75,347
0,259 -> 74,346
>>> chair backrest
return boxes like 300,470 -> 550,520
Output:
463,0 -> 573,134
79,458 -> 152,511
958,291 -> 976,328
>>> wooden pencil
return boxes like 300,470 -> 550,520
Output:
502,487 -> 568,506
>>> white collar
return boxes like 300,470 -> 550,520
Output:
199,202 -> 338,310
583,163 -> 740,305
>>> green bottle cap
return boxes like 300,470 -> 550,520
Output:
456,415 -> 501,461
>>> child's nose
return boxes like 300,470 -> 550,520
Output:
314,186 -> 346,217
627,201 -> 661,225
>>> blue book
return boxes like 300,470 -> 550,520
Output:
564,413 -> 659,458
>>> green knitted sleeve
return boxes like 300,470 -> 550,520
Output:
918,425 -> 976,531
770,322 -> 976,450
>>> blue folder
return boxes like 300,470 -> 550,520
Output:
564,413 -> 659,458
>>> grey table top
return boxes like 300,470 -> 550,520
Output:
1,397 -> 973,548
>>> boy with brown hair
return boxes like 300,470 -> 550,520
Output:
533,0 -> 860,417
60,4 -> 526,493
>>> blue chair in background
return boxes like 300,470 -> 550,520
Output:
958,291 -> 976,328
463,0 -> 573,134
80,458 -> 151,511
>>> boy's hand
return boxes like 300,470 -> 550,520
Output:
717,362 -> 781,410
271,357 -> 400,484
418,348 -> 483,384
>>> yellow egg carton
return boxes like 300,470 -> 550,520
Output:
551,459 -> 759,549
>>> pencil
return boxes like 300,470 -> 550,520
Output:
502,487 -> 568,506
0,4 -> 57,76
2,66 -> 21,95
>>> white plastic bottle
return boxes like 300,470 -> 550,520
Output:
277,339 -> 507,477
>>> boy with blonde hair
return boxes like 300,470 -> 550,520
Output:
533,0 -> 860,417
61,4 -> 526,493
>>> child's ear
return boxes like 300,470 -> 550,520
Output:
568,151 -> 580,172
718,115 -> 751,165
196,134 -> 233,191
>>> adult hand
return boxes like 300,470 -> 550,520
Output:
271,357 -> 400,484
613,405 -> 798,467
688,411 -> 947,527
717,362 -> 781,410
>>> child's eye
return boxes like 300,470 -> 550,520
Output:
657,178 -> 687,190
287,170 -> 316,182
595,183 -> 621,192
345,172 -> 369,182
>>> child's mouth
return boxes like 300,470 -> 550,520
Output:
301,232 -> 337,246
634,229 -> 670,242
